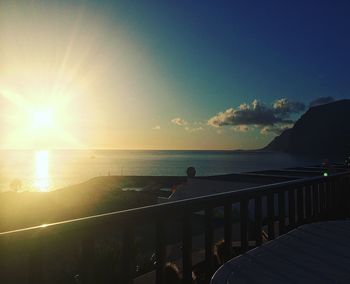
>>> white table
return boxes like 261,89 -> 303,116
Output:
211,221 -> 350,284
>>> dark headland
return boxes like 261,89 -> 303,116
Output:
263,99 -> 350,155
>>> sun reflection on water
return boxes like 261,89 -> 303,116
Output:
34,150 -> 51,192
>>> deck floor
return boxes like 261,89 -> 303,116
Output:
212,221 -> 350,284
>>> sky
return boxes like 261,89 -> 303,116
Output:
0,0 -> 349,150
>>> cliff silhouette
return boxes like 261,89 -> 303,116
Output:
264,99 -> 350,155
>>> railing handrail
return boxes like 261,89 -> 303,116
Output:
1,170 -> 349,238
2,169 -> 350,284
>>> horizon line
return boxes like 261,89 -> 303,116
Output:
0,147 -> 261,151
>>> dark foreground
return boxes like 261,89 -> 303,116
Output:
1,164 -> 349,284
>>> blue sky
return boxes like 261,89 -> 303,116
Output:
108,0 -> 350,105
0,0 -> 349,149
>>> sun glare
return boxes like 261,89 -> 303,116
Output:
34,150 -> 50,192
31,109 -> 54,129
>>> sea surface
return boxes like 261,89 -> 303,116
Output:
0,150 -> 327,192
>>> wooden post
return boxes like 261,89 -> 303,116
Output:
156,220 -> 166,284
182,212 -> 192,284
255,196 -> 262,246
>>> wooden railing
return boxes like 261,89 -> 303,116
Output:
1,171 -> 350,284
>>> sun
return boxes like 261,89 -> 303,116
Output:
31,109 -> 54,129
0,87 -> 85,149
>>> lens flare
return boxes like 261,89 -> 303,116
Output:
34,150 -> 50,191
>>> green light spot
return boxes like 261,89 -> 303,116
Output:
324,172 -> 328,177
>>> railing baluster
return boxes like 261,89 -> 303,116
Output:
329,180 -> 334,213
254,196 -> 262,246
156,220 -> 166,284
205,208 -> 214,281
325,181 -> 331,219
328,180 -> 334,218
335,178 -> 340,217
333,179 -> 340,218
182,212 -> 192,284
312,183 -> 319,219
336,178 -> 345,218
296,187 -> 304,225
121,226 -> 135,284
344,177 -> 349,218
305,184 -> 312,222
329,178 -> 337,219
288,188 -> 296,229
342,176 -> 347,217
28,238 -> 43,284
267,193 -> 275,240
224,202 -> 232,258
334,178 -> 339,217
324,181 -> 329,217
318,183 -> 323,218
319,182 -> 326,219
240,199 -> 249,253
340,177 -> 347,218
278,190 -> 286,235
81,236 -> 95,284
344,176 -> 350,218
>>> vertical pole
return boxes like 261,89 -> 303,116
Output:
81,236 -> 95,284
305,185 -> 312,223
205,208 -> 214,282
296,187 -> 304,225
121,226 -> 135,284
312,183 -> 319,220
319,182 -> 326,219
224,202 -> 232,258
278,190 -> 286,235
28,238 -> 44,284
267,193 -> 275,240
288,188 -> 296,230
182,212 -> 192,284
254,196 -> 262,246
240,199 -> 248,253
156,220 -> 166,284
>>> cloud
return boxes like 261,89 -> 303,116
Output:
185,126 -> 204,132
233,125 -> 249,132
208,98 -> 303,128
208,100 -> 278,127
273,98 -> 305,118
260,123 -> 293,135
152,125 -> 161,130
309,96 -> 335,107
171,118 -> 204,132
171,117 -> 188,126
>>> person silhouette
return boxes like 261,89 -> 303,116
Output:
186,167 -> 196,178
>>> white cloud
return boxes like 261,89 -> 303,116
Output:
208,98 -> 304,128
233,125 -> 249,132
273,98 -> 305,117
208,99 -> 280,127
185,126 -> 204,132
171,117 -> 188,126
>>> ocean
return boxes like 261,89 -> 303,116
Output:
0,150 -> 327,192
